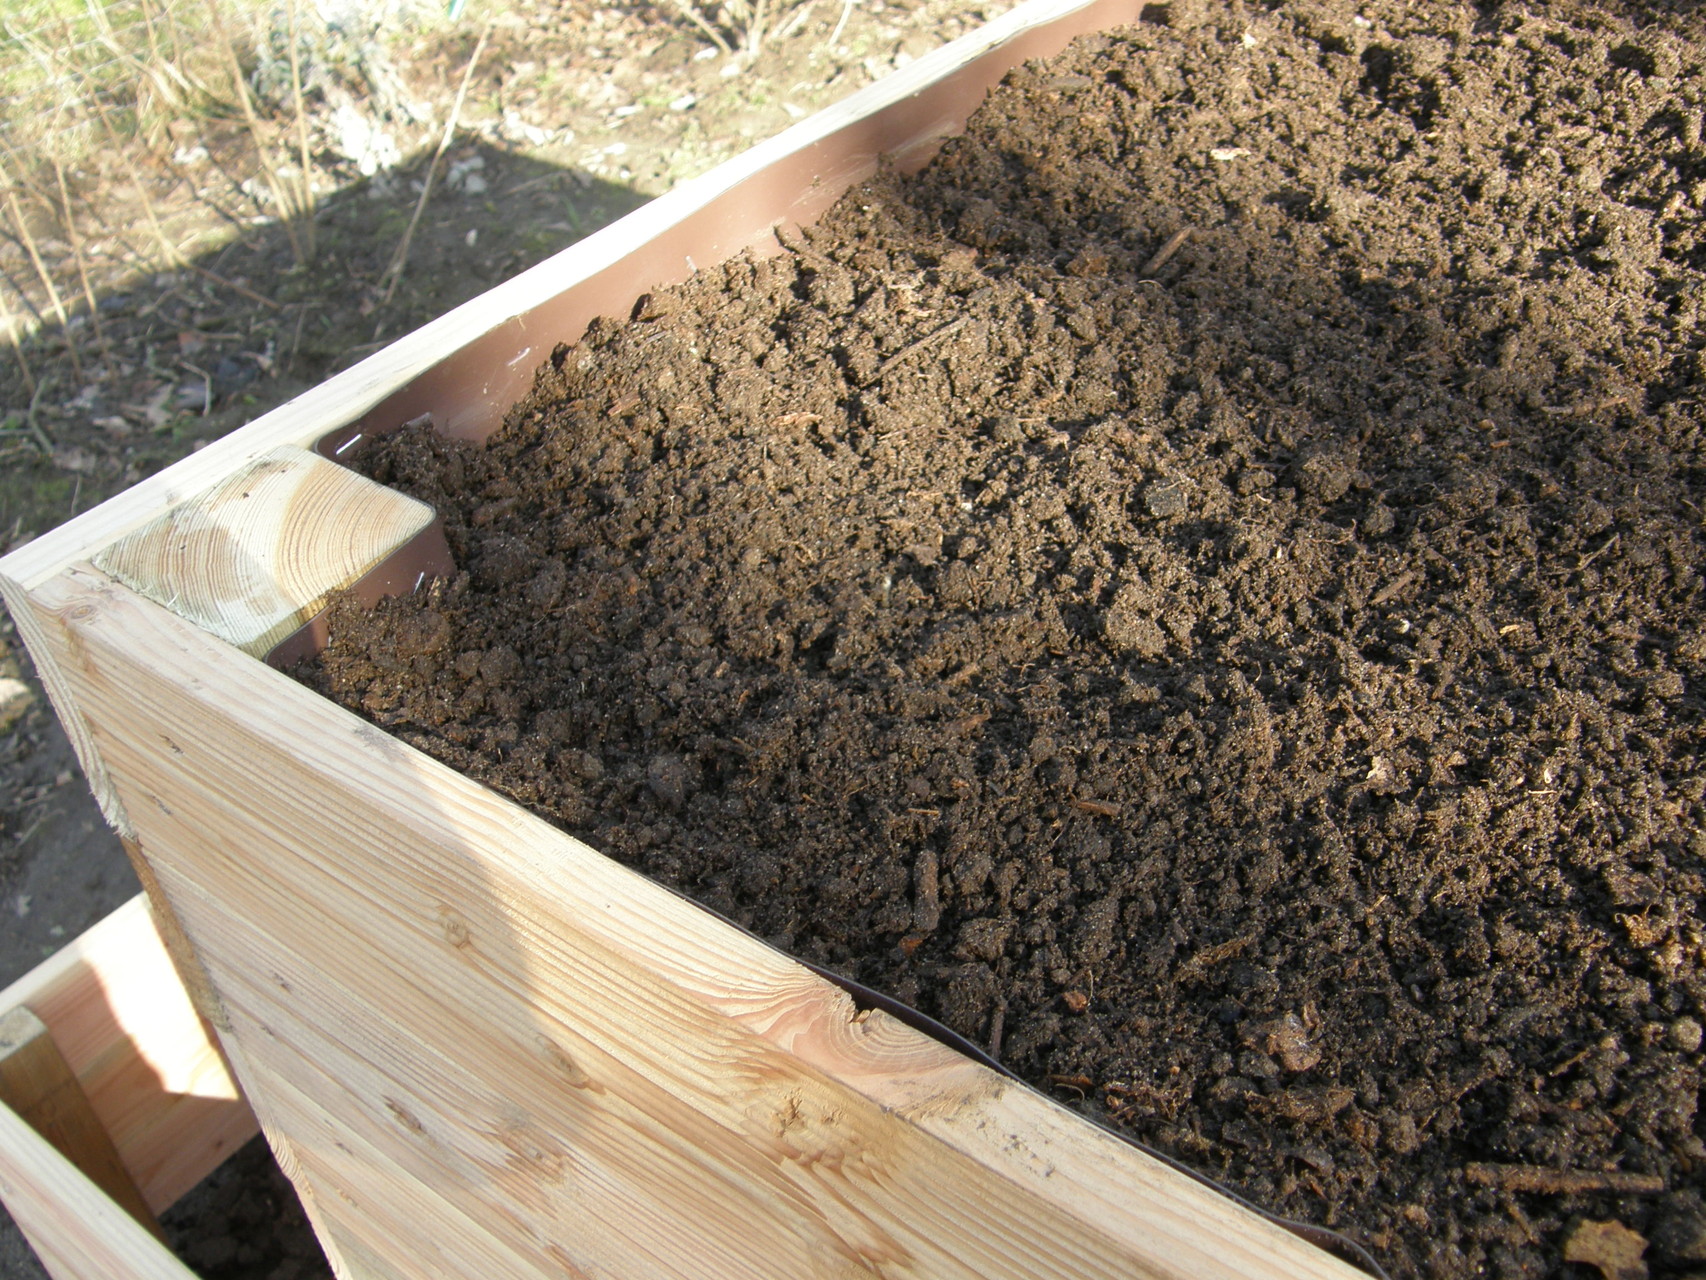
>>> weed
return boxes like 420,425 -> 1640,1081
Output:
671,0 -> 821,61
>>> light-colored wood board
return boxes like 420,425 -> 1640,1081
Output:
93,446 -> 434,657
28,564 -> 1363,1280
0,895 -> 257,1213
0,1007 -> 161,1238
149,854 -> 966,1280
0,579 -> 127,834
0,0 -> 1141,595
208,1031 -> 359,1280
118,838 -> 233,1038
0,1101 -> 197,1280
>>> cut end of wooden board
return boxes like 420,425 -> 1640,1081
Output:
93,446 -> 434,658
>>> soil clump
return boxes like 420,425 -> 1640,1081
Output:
305,2 -> 1706,1274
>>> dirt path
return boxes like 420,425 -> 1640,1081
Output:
309,1 -> 1706,1275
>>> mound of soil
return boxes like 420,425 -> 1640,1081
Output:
304,1 -> 1706,1274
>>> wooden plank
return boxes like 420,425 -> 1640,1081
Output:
0,1101 -> 197,1280
0,0 -> 1143,597
0,896 -> 258,1214
93,446 -> 434,658
17,563 -> 1365,1280
0,1007 -> 162,1239
1,589 -> 126,834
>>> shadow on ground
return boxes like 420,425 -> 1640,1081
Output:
0,136 -> 645,1280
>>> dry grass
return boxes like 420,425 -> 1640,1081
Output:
0,0 -> 393,345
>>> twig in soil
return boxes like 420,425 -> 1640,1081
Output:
987,998 -> 1006,1059
1501,1194 -> 1540,1245
1577,532 -> 1620,571
181,361 -> 213,417
1465,1164 -> 1664,1196
774,0 -> 819,42
671,0 -> 734,56
828,0 -> 856,48
1141,227 -> 1193,277
23,375 -> 55,454
1048,1074 -> 1092,1099
188,263 -> 282,312
380,21 -> 494,308
862,316 -> 968,386
1371,570 -> 1417,606
12,811 -> 49,847
286,304 -> 310,375
1540,394 -> 1631,418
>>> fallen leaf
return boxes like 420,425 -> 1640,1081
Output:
0,676 -> 32,733
1564,1219 -> 1648,1280
137,384 -> 175,429
1243,1013 -> 1322,1072
51,444 -> 97,473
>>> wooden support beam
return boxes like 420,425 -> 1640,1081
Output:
0,1102 -> 196,1280
0,1007 -> 163,1241
0,895 -> 257,1215
94,446 -> 435,659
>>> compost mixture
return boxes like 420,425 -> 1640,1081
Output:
303,1 -> 1706,1273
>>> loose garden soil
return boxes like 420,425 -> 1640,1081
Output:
305,2 -> 1706,1275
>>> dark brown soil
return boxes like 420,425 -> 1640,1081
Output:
304,2 -> 1706,1274
159,1137 -> 333,1280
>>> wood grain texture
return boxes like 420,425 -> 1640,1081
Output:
0,1101 -> 197,1280
0,895 -> 257,1214
0,577 -> 127,834
92,446 -> 434,658
0,1007 -> 162,1239
0,0 -> 1142,596
27,564 -> 1364,1280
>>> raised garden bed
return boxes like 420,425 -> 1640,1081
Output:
303,5 -> 1706,1276
2,0 -> 1702,1275
0,0 -> 1376,1277
303,3 -> 1706,1275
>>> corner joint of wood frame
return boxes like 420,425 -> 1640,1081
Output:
93,444 -> 435,658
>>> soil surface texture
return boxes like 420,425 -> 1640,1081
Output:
159,1138 -> 334,1280
307,2 -> 1706,1275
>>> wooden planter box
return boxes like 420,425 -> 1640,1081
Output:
1,1 -> 1368,1274
0,895 -> 256,1280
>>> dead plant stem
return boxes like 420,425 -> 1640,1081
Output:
208,0 -> 306,266
380,20 -> 492,307
828,0 -> 856,49
0,280 -> 36,398
50,152 -> 111,370
286,0 -> 317,262
0,155 -> 81,380
673,0 -> 733,55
